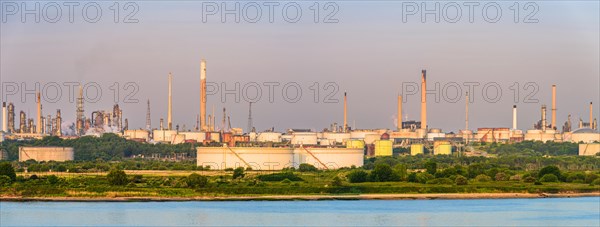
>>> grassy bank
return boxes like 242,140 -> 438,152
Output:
1,170 -> 599,200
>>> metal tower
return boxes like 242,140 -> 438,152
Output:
146,99 -> 151,130
247,102 -> 253,133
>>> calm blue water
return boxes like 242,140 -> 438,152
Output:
1,197 -> 599,226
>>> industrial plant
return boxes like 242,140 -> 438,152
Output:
1,59 -> 599,164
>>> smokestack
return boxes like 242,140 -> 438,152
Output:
56,109 -> 62,136
465,92 -> 469,131
541,105 -> 547,131
512,105 -> 517,130
551,85 -> 556,129
168,73 -> 173,130
2,102 -> 6,132
397,95 -> 402,131
160,118 -> 164,130
590,102 -> 593,129
200,59 -> 207,131
343,92 -> 347,132
421,70 -> 427,130
36,92 -> 42,134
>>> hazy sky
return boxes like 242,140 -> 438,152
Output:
1,1 -> 599,133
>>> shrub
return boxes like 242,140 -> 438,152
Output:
258,172 -> 303,182
107,169 -> 128,186
426,178 -> 454,185
495,172 -> 509,181
455,175 -> 468,185
0,175 -> 12,186
538,166 -> 561,180
0,162 -> 16,182
416,172 -> 434,184
298,164 -> 318,172
47,175 -> 59,184
591,178 -> 600,186
407,172 -> 418,183
585,173 -> 599,184
475,174 -> 492,182
331,176 -> 343,186
281,179 -> 292,184
186,173 -> 208,188
347,170 -> 368,183
540,174 -> 559,182
233,167 -> 245,179
523,176 -> 536,183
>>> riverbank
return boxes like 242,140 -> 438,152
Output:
2,192 -> 599,202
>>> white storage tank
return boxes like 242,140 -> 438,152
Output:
123,129 -> 150,142
152,130 -> 177,143
293,147 -> 363,170
180,132 -> 206,142
291,132 -> 318,145
323,132 -> 351,144
19,147 -> 74,162
257,132 -> 282,143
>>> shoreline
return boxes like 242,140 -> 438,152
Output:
2,192 -> 599,202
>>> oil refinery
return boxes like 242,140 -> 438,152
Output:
1,59 -> 599,164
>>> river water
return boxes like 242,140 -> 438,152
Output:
1,197 -> 599,226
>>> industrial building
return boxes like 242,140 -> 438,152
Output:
18,147 -> 74,162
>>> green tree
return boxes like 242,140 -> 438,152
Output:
424,160 -> 437,175
107,169 -> 128,186
186,173 -> 208,188
370,163 -> 398,182
347,170 -> 368,183
416,172 -> 434,184
475,174 -> 492,182
538,166 -> 562,180
540,174 -> 559,182
233,167 -> 245,179
0,162 -> 16,182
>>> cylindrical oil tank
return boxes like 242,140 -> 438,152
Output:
180,132 -> 206,142
291,132 -> 318,145
374,140 -> 393,156
350,130 -> 378,139
318,139 -> 332,146
19,147 -> 74,162
433,142 -> 452,155
293,148 -> 364,169
410,144 -> 424,156
346,140 -> 365,149
429,128 -> 442,133
323,132 -> 351,143
364,134 -> 380,144
257,132 -> 282,143
427,132 -> 445,141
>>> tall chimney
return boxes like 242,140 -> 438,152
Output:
420,70 -> 427,130
160,118 -> 164,130
56,109 -> 62,136
343,92 -> 347,132
465,92 -> 469,131
2,102 -> 6,132
541,105 -> 547,131
397,94 -> 402,131
590,102 -> 593,128
168,73 -> 173,130
512,105 -> 517,130
36,92 -> 42,134
200,59 -> 207,131
551,85 -> 556,129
